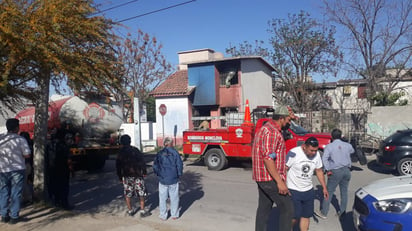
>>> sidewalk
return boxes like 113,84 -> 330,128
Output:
1,203 -> 175,231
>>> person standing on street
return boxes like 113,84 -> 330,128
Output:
20,131 -> 34,205
252,106 -> 294,231
315,128 -> 354,220
48,130 -> 73,210
0,118 -> 31,224
116,134 -> 151,218
153,137 -> 183,221
286,137 -> 329,231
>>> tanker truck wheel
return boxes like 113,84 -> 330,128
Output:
356,148 -> 367,165
204,148 -> 228,171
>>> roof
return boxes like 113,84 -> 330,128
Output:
151,70 -> 194,97
187,55 -> 275,72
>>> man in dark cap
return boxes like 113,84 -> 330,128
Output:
252,106 -> 294,231
0,119 -> 31,224
116,134 -> 151,218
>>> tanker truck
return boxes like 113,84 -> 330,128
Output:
15,95 -> 124,171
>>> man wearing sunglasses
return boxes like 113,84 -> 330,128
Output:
286,137 -> 329,231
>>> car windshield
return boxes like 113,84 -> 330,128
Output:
290,121 -> 309,135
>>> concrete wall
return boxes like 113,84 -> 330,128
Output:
367,105 -> 412,138
155,97 -> 190,146
141,122 -> 157,152
178,49 -> 223,64
325,85 -> 369,110
240,59 -> 273,110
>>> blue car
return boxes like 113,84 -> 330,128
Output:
353,176 -> 412,231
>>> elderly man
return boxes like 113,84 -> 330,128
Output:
153,137 -> 183,221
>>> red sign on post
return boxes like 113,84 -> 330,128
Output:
159,104 -> 167,116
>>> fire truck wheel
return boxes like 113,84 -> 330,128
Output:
204,148 -> 228,171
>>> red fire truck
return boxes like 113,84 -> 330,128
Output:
182,108 -> 332,171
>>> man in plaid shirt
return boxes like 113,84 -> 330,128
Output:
252,106 -> 294,231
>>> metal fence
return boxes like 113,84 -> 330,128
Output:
298,108 -> 370,145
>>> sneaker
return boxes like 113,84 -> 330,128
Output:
337,211 -> 346,222
9,217 -> 19,224
314,210 -> 327,219
140,210 -> 152,218
127,208 -> 137,217
171,217 -> 179,220
1,216 -> 10,223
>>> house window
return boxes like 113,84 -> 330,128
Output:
358,86 -> 366,99
219,71 -> 238,87
216,60 -> 240,88
343,86 -> 351,96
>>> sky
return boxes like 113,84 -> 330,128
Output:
94,0 -> 326,71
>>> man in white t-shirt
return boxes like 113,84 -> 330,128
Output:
286,137 -> 329,231
0,119 -> 31,224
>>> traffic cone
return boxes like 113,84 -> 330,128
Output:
242,99 -> 253,126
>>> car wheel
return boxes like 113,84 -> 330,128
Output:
204,148 -> 228,171
397,157 -> 412,175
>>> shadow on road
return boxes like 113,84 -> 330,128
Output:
185,157 -> 252,171
313,185 -> 357,231
69,155 -> 205,219
69,161 -> 124,214
178,170 -> 204,216
340,211 -> 357,231
367,160 -> 396,175
145,169 -> 204,218
228,158 -> 252,170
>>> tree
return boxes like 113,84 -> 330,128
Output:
226,40 -> 269,58
0,0 -> 120,200
145,95 -> 156,122
371,91 -> 408,106
268,11 -> 342,112
227,11 -> 342,113
115,30 -> 172,122
323,0 -> 412,105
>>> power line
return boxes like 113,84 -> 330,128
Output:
117,0 -> 196,23
92,0 -> 141,16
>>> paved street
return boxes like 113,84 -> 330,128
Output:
1,154 -> 394,231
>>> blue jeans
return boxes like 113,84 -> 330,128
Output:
321,167 -> 351,215
158,182 -> 180,219
0,170 -> 25,219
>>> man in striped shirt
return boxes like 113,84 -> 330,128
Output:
252,106 -> 294,231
